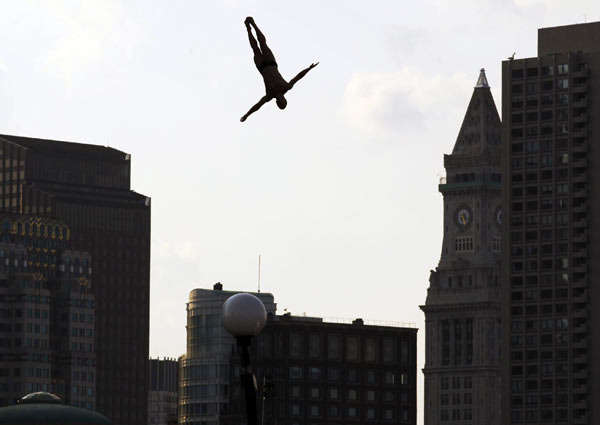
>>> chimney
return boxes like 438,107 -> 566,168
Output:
213,282 -> 223,291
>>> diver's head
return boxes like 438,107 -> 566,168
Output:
276,94 -> 287,110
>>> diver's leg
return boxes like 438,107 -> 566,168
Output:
249,19 -> 276,63
245,20 -> 264,70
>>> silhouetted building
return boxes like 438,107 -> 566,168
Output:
0,214 -> 95,408
0,135 -> 151,425
179,283 -> 276,425
421,69 -> 503,425
501,21 -> 600,425
149,358 -> 179,425
223,314 -> 418,425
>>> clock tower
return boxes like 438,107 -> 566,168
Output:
421,69 -> 502,425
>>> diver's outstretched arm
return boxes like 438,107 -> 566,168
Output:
289,62 -> 319,88
241,96 -> 271,122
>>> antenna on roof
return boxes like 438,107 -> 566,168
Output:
257,254 -> 261,293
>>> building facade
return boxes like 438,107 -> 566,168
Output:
0,134 -> 151,425
179,283 -> 276,425
421,69 -> 502,425
223,314 -> 417,425
0,214 -> 95,408
149,358 -> 179,425
501,22 -> 600,425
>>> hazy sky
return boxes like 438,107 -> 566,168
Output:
1,1 -> 599,422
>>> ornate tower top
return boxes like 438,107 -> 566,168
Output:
450,69 -> 501,158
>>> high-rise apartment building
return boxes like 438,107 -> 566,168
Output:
149,358 -> 179,425
421,69 -> 502,425
0,134 -> 151,425
223,314 -> 418,425
179,283 -> 276,425
0,213 -> 95,408
502,22 -> 600,425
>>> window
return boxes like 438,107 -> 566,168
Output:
327,368 -> 340,382
348,407 -> 358,418
289,333 -> 303,357
308,334 -> 321,359
366,407 -> 376,420
309,405 -> 320,417
384,371 -> 395,385
346,336 -> 360,361
366,390 -> 376,402
452,377 -> 461,389
309,367 -> 322,380
289,366 -> 303,380
348,389 -> 358,400
327,335 -> 340,360
328,387 -> 339,400
493,237 -> 501,252
365,338 -> 377,362
441,377 -> 449,390
383,338 -> 394,363
328,406 -> 340,418
455,237 -> 474,252
290,404 -> 301,416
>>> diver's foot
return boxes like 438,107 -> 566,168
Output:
245,17 -> 254,25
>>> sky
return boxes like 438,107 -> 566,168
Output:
1,0 -> 599,422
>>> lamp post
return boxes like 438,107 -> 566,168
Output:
221,293 -> 267,425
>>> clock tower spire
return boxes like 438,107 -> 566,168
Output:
421,69 -> 503,425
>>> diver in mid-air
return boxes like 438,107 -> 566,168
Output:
241,17 -> 318,122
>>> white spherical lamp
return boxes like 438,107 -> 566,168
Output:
221,293 -> 267,337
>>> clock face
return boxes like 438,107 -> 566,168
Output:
494,205 -> 502,227
457,208 -> 471,227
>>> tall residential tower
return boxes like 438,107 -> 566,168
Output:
421,69 -> 502,425
502,22 -> 600,425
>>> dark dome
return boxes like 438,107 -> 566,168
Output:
0,392 -> 111,424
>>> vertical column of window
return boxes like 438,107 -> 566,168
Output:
509,62 -> 528,424
454,320 -> 462,365
569,57 -> 589,424
465,319 -> 473,365
441,321 -> 450,366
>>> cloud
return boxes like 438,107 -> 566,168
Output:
0,62 -> 7,73
37,1 -> 142,91
342,68 -> 473,137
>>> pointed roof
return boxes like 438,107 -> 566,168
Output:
451,69 -> 501,157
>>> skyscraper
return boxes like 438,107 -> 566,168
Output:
501,22 -> 600,425
421,69 -> 502,425
0,134 -> 151,425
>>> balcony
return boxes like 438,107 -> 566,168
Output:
572,83 -> 588,93
573,98 -> 588,108
572,230 -> 587,243
573,67 -> 589,78
573,112 -> 588,123
572,187 -> 588,199
572,126 -> 588,138
572,140 -> 588,153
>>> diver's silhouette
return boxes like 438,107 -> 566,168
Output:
241,17 -> 318,122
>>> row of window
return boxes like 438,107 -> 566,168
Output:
260,333 -> 412,364
288,403 -> 409,421
511,64 -> 569,79
286,386 -> 411,404
288,366 -> 409,385
440,392 -> 472,405
440,408 -> 472,421
440,376 -> 472,390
